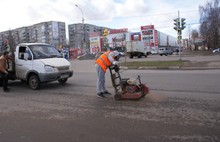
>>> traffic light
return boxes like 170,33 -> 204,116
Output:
103,29 -> 108,36
181,18 -> 186,30
173,18 -> 180,31
178,35 -> 182,40
178,29 -> 182,36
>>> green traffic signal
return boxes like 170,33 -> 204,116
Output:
174,17 -> 185,40
178,29 -> 182,35
173,18 -> 180,31
178,35 -> 182,40
181,18 -> 186,30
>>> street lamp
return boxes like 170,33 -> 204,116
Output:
75,4 -> 85,50
75,4 -> 84,24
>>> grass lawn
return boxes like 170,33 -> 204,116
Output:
119,60 -> 186,68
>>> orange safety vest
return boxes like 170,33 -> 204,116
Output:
95,51 -> 111,73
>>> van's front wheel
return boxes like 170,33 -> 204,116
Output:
58,78 -> 68,84
28,74 -> 40,90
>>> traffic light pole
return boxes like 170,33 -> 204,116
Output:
178,11 -> 181,61
174,11 -> 185,61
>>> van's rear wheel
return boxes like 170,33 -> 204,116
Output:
138,53 -> 142,58
58,78 -> 68,84
28,74 -> 40,90
129,53 -> 133,59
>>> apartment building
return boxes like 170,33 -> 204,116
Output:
68,23 -> 108,50
0,21 -> 109,52
0,21 -> 66,50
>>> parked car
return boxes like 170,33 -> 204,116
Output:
158,47 -> 173,56
150,49 -> 158,55
212,48 -> 220,53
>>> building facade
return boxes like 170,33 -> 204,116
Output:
0,21 -> 66,50
68,23 -> 108,51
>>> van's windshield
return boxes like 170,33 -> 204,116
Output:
29,44 -> 62,59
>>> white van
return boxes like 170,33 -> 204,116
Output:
7,43 -> 73,89
158,47 -> 173,56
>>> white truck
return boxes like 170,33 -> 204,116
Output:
1,43 -> 73,90
126,25 -> 178,59
126,31 -> 177,58
126,41 -> 149,58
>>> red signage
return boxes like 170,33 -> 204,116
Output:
142,30 -> 153,35
141,25 -> 154,30
112,37 -> 124,42
109,28 -> 128,34
154,30 -> 158,47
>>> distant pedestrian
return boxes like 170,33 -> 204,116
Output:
0,51 -> 11,92
4,41 -> 11,52
95,50 -> 120,98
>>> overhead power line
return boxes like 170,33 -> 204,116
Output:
88,10 -> 199,20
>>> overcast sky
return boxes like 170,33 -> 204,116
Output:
0,0 -> 208,38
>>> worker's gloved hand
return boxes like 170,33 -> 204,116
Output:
114,65 -> 120,72
113,61 -> 118,65
4,71 -> 8,74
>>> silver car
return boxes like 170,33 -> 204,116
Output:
212,48 -> 220,53
158,47 -> 173,56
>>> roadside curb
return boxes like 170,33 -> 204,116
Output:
179,67 -> 220,70
120,66 -> 220,70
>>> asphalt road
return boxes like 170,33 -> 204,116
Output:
1,63 -> 220,142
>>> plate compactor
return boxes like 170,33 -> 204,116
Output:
109,65 -> 149,100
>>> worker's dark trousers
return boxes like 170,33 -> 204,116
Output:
95,64 -> 106,93
0,72 -> 8,91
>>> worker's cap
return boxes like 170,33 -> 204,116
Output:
113,50 -> 120,56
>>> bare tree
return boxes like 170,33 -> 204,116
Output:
191,29 -> 199,50
191,29 -> 199,41
199,0 -> 220,49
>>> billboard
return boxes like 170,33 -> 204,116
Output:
105,28 -> 128,48
141,25 -> 155,48
52,21 -> 59,40
89,32 -> 101,54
